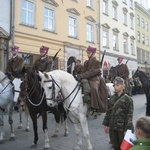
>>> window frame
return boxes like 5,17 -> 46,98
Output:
20,0 -> 35,27
86,23 -> 94,42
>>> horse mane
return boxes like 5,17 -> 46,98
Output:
51,70 -> 76,84
0,70 -> 6,80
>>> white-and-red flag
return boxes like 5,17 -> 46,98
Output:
120,130 -> 136,150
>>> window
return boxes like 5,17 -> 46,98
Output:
21,0 -> 35,26
87,0 -> 93,8
129,0 -> 133,9
123,12 -> 127,25
142,34 -> 145,44
137,31 -> 140,42
130,40 -> 135,55
123,37 -> 128,53
68,16 -> 77,38
103,0 -> 108,15
102,30 -> 108,47
86,23 -> 94,42
130,16 -> 133,29
142,18 -> 144,28
43,7 -> 55,32
146,21 -> 148,31
146,36 -> 149,46
113,34 -> 118,50
112,5 -> 117,20
137,15 -> 140,25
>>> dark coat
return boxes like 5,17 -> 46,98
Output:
6,55 -> 24,78
33,55 -> 52,72
116,63 -> 130,94
73,64 -> 84,74
80,57 -> 108,112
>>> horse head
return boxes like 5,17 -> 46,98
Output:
109,66 -> 117,82
38,71 -> 61,107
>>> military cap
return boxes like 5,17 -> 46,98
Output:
40,46 -> 49,53
86,46 -> 96,53
113,76 -> 124,85
11,45 -> 19,52
117,57 -> 123,61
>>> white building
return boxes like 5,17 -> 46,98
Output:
135,0 -> 148,9
99,0 -> 137,77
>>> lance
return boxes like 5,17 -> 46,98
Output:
51,48 -> 61,70
125,58 -> 130,65
100,50 -> 106,67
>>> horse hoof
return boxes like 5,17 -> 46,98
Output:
31,144 -> 37,148
25,128 -> 30,132
0,140 -> 4,144
64,133 -> 69,137
51,134 -> 58,138
18,126 -> 22,129
44,147 -> 49,150
9,137 -> 15,141
73,145 -> 82,150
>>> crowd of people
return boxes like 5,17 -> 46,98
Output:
5,45 -> 150,150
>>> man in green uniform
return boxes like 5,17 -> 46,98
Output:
103,76 -> 134,150
6,45 -> 24,80
33,46 -> 52,72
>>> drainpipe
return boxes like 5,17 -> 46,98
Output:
11,0 -> 15,45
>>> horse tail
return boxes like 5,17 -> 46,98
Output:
58,102 -> 66,124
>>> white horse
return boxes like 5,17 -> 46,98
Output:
106,82 -> 115,98
12,78 -> 30,131
38,70 -> 93,150
0,71 -> 15,143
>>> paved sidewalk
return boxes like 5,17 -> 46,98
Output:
1,94 -> 146,150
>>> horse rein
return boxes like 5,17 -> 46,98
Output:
0,76 -> 14,94
44,75 -> 81,109
21,73 -> 45,106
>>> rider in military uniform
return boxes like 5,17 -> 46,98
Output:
76,46 -> 107,113
5,45 -> 24,80
33,46 -> 52,72
115,57 -> 130,95
103,77 -> 134,150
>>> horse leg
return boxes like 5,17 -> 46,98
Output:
18,104 -> 23,129
24,104 -> 30,132
41,111 -> 49,149
52,122 -> 59,137
146,93 -> 150,116
79,115 -> 93,150
64,118 -> 69,136
0,109 -> 4,144
30,112 -> 38,148
8,103 -> 15,141
73,123 -> 83,150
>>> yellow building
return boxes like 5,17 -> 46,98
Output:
10,0 -> 99,72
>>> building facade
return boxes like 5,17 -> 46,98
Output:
99,0 -> 137,77
0,0 -> 11,71
9,0 -> 99,72
135,2 -> 150,74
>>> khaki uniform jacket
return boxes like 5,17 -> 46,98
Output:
33,56 -> 52,72
6,55 -> 24,78
80,57 -> 108,112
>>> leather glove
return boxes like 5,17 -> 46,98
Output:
76,74 -> 82,81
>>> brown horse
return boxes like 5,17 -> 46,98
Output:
19,69 -> 68,149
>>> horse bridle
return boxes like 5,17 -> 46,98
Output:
44,75 -> 81,109
21,73 -> 45,106
0,76 -> 14,94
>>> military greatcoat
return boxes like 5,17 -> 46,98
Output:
80,57 -> 108,112
116,63 -> 130,94
6,55 -> 24,78
33,55 -> 52,72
